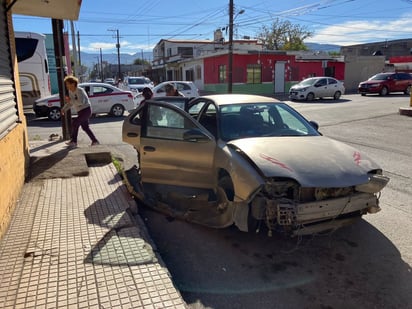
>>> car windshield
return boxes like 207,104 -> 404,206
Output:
369,74 -> 390,81
298,78 -> 317,86
128,78 -> 146,85
219,102 -> 320,141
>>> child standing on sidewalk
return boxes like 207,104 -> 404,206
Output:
62,76 -> 99,147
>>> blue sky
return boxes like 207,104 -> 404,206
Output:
11,0 -> 412,54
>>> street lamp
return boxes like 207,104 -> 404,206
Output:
228,0 -> 244,93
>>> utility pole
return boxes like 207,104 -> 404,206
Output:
228,0 -> 234,93
108,29 -> 122,81
116,30 -> 121,81
77,31 -> 81,68
70,21 -> 78,77
99,48 -> 103,81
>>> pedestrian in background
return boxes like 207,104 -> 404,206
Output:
62,75 -> 99,147
165,83 -> 183,96
141,87 -> 153,103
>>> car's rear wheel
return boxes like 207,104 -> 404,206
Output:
48,107 -> 61,121
380,86 -> 388,96
333,91 -> 342,100
404,85 -> 411,95
306,92 -> 315,101
110,104 -> 125,117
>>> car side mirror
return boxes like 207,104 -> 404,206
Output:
309,120 -> 319,131
183,128 -> 210,142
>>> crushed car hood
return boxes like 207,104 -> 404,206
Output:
229,136 -> 380,187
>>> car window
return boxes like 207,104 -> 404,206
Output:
188,100 -> 207,116
315,79 -> 327,87
198,103 -> 217,137
92,86 -> 113,95
177,83 -> 190,91
146,105 -> 197,140
328,78 -> 337,85
219,103 -> 319,141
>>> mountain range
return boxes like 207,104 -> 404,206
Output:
79,43 -> 340,69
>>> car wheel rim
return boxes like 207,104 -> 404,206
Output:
112,105 -> 124,116
49,109 -> 60,120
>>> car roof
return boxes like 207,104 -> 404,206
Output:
195,94 -> 280,106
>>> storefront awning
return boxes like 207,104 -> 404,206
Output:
9,0 -> 81,20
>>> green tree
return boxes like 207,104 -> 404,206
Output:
257,18 -> 313,51
133,58 -> 151,66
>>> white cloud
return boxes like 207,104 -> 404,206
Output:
308,13 -> 412,46
80,39 -> 154,54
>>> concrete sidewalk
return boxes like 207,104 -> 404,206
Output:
0,141 -> 187,308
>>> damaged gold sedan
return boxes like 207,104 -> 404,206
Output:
122,94 -> 389,236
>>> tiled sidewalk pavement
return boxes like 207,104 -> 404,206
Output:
0,164 -> 186,308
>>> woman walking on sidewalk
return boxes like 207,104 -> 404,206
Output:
62,76 -> 99,147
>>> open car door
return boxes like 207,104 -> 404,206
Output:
139,101 -> 216,189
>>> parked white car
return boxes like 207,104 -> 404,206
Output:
134,81 -> 199,105
152,81 -> 199,98
289,77 -> 345,101
123,76 -> 154,93
33,82 -> 136,120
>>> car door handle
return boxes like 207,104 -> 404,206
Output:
143,146 -> 156,152
127,132 -> 139,137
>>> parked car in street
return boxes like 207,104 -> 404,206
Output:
134,81 -> 200,105
358,72 -> 412,96
122,94 -> 389,236
289,77 -> 345,101
34,82 -> 136,120
152,81 -> 199,98
103,78 -> 116,85
123,76 -> 153,93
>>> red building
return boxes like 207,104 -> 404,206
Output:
203,51 -> 345,95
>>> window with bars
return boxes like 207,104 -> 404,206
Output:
219,65 -> 226,83
247,64 -> 262,84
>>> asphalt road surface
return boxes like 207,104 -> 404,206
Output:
26,93 -> 412,309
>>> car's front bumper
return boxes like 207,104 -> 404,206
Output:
289,91 -> 306,100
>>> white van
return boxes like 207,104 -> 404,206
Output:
15,31 -> 51,108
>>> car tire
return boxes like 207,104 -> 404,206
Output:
110,104 -> 125,117
218,175 -> 234,201
306,93 -> 315,101
333,91 -> 342,100
404,85 -> 411,95
380,86 -> 388,96
48,107 -> 61,121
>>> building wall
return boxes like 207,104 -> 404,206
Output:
0,4 -> 30,239
344,55 -> 386,92
203,53 -> 345,95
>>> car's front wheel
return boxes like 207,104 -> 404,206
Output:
48,107 -> 61,121
110,104 -> 125,117
306,92 -> 315,101
333,91 -> 342,100
380,86 -> 389,96
218,176 -> 234,201
404,85 -> 411,95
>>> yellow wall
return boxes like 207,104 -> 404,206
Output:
0,9 -> 30,239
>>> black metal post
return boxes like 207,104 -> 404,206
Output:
52,18 -> 71,140
228,0 -> 234,93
